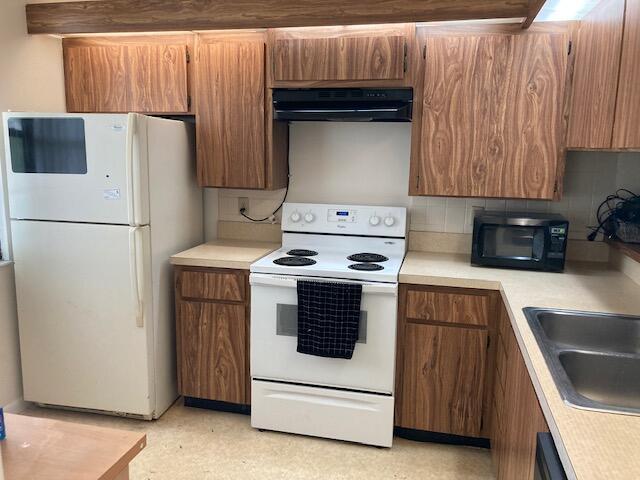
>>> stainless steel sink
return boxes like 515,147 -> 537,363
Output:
525,308 -> 640,416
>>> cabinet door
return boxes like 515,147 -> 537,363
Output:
493,303 -> 549,480
567,0 -> 625,149
195,36 -> 266,188
178,301 -> 246,404
63,37 -> 190,113
496,33 -> 568,199
413,31 -> 568,199
273,35 -> 406,81
126,44 -> 189,113
400,323 -> 488,437
64,43 -> 129,112
613,0 -> 640,149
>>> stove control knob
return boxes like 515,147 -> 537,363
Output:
304,213 -> 315,223
369,215 -> 381,226
384,216 -> 396,227
290,212 -> 301,223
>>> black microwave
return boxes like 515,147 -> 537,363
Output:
472,212 -> 569,272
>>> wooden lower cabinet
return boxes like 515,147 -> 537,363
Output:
175,266 -> 250,406
178,301 -> 246,403
397,284 -> 550,480
399,322 -> 488,437
492,301 -> 549,479
396,284 -> 496,438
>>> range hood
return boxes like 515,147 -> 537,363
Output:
273,88 -> 413,122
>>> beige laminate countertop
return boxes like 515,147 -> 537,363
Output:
400,252 -> 640,480
170,240 -> 280,270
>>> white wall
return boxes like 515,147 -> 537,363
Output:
0,0 -> 66,407
216,123 -> 638,242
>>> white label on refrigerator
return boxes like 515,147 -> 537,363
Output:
103,188 -> 121,200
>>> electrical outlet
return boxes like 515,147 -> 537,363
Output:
238,197 -> 249,213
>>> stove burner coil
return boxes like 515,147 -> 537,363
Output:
286,249 -> 318,257
348,263 -> 384,271
273,257 -> 317,267
347,253 -> 389,263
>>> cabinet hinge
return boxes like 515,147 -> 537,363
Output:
186,49 -> 191,63
487,336 -> 491,350
403,43 -> 409,73
553,180 -> 558,193
187,95 -> 192,109
567,41 -> 572,56
415,175 -> 420,190
422,45 -> 427,60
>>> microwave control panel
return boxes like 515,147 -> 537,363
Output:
548,223 -> 569,257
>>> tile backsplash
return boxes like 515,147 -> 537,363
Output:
212,123 -> 639,243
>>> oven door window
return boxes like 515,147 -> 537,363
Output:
8,117 -> 88,174
481,225 -> 546,261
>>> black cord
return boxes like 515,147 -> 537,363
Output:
587,189 -> 639,241
239,157 -> 290,223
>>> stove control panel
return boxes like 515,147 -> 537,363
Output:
282,203 -> 407,238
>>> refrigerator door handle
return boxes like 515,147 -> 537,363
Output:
129,227 -> 145,328
126,113 -> 144,226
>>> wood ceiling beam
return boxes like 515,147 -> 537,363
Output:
522,0 -> 548,29
26,0 -> 531,35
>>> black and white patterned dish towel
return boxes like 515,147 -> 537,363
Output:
296,280 -> 362,359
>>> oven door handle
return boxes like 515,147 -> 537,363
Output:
249,273 -> 398,295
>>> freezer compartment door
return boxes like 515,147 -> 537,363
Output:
251,380 -> 394,447
3,113 -> 149,225
11,220 -> 155,416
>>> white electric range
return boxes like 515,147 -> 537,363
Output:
249,203 -> 407,448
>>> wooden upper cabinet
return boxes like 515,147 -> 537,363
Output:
270,24 -> 414,85
567,0 -> 625,149
63,36 -> 191,113
273,35 -> 406,81
411,27 -> 570,199
195,33 -> 282,189
613,0 -> 640,149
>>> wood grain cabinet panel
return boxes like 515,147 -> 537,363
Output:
126,44 -> 189,113
418,34 -> 511,197
567,0 -> 625,149
491,302 -> 549,480
63,37 -> 190,113
613,0 -> 640,149
64,44 -> 129,112
406,289 -> 489,326
399,323 -> 488,437
178,301 -> 246,404
180,269 -> 245,302
412,29 -> 569,199
273,35 -> 406,81
496,33 -> 568,199
195,36 -> 266,188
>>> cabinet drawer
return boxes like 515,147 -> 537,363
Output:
406,289 -> 489,326
179,269 -> 245,302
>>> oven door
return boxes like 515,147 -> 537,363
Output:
250,273 -> 398,394
472,223 -> 549,269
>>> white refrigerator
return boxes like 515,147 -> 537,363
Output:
2,112 -> 204,419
